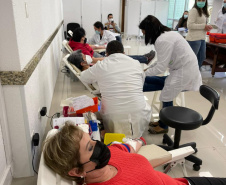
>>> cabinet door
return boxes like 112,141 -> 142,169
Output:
63,0 -> 82,31
101,0 -> 121,28
82,0 -> 101,39
125,0 -> 141,36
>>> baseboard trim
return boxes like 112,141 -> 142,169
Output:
0,166 -> 12,185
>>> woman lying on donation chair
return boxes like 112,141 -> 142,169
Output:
43,122 -> 226,185
69,27 -> 155,65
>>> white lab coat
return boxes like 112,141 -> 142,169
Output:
145,31 -> 202,102
80,53 -> 151,139
215,9 -> 226,33
88,30 -> 116,47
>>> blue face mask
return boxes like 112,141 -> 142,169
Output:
197,1 -> 206,8
224,3 -> 226,8
95,30 -> 100,35
184,15 -> 188,19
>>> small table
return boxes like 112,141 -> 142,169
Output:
204,37 -> 226,77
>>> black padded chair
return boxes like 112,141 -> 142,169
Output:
64,23 -> 80,40
159,85 -> 220,171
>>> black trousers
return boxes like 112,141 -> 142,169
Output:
185,177 -> 226,185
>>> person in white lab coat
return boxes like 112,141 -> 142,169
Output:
139,15 -> 202,134
215,0 -> 226,33
88,21 -> 116,50
80,40 -> 152,139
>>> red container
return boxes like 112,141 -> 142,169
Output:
209,33 -> 226,43
76,97 -> 99,114
215,34 -> 226,43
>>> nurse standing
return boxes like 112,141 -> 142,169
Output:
140,15 -> 202,134
186,0 -> 212,68
215,0 -> 226,33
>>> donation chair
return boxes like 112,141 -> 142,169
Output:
37,129 -> 195,185
159,85 -> 220,171
62,40 -> 73,54
65,22 -> 80,40
63,55 -> 101,98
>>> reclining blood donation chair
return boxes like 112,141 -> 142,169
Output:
159,85 -> 220,171
37,129 -> 195,185
62,54 -> 101,98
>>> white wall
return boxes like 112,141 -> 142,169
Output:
62,0 -> 121,39
125,0 -> 169,37
0,0 -> 63,179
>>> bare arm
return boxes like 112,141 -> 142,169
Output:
92,57 -> 104,64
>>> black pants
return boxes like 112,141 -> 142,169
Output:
185,177 -> 226,185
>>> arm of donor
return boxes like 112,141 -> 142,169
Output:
110,140 -> 142,153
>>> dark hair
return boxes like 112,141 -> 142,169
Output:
94,21 -> 104,30
139,15 -> 171,45
108,13 -> 113,18
67,50 -> 83,70
180,11 -> 189,20
72,27 -> 86,42
193,0 -> 209,17
106,40 -> 124,55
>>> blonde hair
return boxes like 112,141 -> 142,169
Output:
43,122 -> 84,183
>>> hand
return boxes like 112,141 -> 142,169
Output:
205,25 -> 212,31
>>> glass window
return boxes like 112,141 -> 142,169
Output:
174,0 -> 186,19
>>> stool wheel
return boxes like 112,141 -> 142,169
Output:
193,164 -> 200,171
162,138 -> 167,144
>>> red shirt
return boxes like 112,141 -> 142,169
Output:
68,40 -> 94,57
89,145 -> 189,185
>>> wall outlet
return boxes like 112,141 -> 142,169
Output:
40,107 -> 47,117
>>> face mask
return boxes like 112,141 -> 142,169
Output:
109,18 -> 114,22
184,15 -> 188,19
197,1 -> 206,8
84,38 -> 87,44
85,55 -> 92,65
81,140 -> 111,173
224,3 -> 226,8
95,30 -> 100,35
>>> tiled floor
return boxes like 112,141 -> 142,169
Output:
11,37 -> 226,184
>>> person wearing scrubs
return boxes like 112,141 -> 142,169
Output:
186,0 -> 212,68
215,0 -> 226,33
139,15 -> 202,134
88,21 -> 116,50
80,40 -> 151,139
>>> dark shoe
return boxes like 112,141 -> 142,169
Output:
144,50 -> 155,65
149,121 -> 159,127
148,126 -> 168,134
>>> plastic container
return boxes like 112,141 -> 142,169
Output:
76,97 -> 98,114
209,33 -> 226,43
104,133 -> 126,145
215,34 -> 226,43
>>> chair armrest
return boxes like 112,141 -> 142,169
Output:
137,144 -> 172,168
166,146 -> 195,164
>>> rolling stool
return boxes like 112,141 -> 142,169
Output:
151,91 -> 186,122
159,85 -> 220,171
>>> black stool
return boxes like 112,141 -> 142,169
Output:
159,85 -> 220,171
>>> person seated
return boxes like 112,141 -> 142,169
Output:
88,21 -> 116,50
67,44 -> 156,69
79,40 -> 152,139
43,123 -> 226,185
104,13 -> 121,42
68,27 -> 104,58
67,50 -> 102,71
176,11 -> 189,31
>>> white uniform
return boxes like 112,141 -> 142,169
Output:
88,30 -> 116,47
215,9 -> 226,33
145,31 -> 202,102
80,53 -> 151,139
